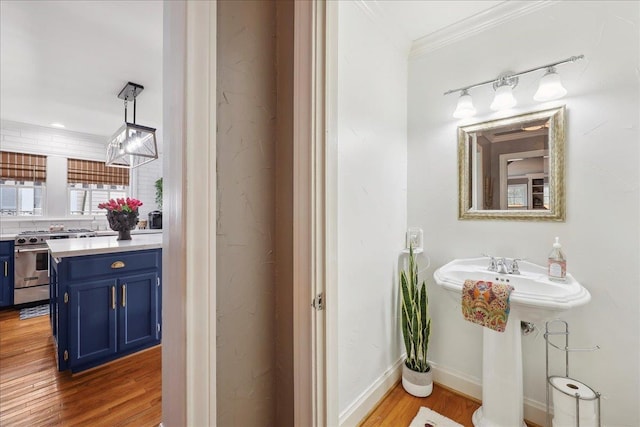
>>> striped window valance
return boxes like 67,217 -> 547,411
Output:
0,151 -> 47,182
67,158 -> 130,186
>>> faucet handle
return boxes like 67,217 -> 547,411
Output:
510,258 -> 526,274
482,254 -> 497,271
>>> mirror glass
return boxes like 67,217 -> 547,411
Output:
458,106 -> 565,221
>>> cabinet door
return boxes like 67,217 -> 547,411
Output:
68,279 -> 117,367
118,272 -> 159,352
0,254 -> 13,307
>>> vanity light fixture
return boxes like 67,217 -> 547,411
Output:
453,89 -> 477,118
445,55 -> 584,118
490,74 -> 518,111
534,67 -> 567,101
106,82 -> 158,168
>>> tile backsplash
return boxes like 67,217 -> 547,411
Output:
0,216 -> 109,235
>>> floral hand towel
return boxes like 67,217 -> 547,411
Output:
461,280 -> 514,332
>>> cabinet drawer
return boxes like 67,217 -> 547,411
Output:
66,250 -> 160,281
0,241 -> 14,256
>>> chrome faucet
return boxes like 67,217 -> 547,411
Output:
483,255 -> 523,274
496,258 -> 509,274
484,254 -> 498,272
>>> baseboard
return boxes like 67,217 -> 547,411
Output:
429,361 -> 482,401
338,359 -> 547,427
523,396 -> 548,427
338,357 -> 404,427
430,362 -> 547,427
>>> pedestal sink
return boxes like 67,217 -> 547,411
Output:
433,257 -> 591,427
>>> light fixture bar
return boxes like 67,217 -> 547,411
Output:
444,55 -> 584,96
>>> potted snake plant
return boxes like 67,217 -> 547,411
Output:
400,245 -> 433,397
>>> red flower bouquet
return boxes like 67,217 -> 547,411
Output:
98,197 -> 143,213
98,198 -> 143,240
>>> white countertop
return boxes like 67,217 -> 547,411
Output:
47,234 -> 162,258
94,229 -> 162,237
0,229 -> 161,242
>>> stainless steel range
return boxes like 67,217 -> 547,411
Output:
14,229 -> 97,305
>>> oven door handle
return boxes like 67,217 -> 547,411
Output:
15,247 -> 49,253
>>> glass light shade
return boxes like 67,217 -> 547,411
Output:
453,92 -> 476,118
490,85 -> 517,111
106,122 -> 158,168
534,69 -> 567,101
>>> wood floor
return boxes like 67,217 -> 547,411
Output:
1,306 -> 542,427
360,382 -> 541,427
0,308 -> 161,426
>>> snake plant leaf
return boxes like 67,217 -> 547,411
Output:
400,271 -> 412,358
400,245 -> 432,373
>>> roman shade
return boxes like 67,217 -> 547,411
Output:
0,151 -> 47,182
67,158 -> 129,186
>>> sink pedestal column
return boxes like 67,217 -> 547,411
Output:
472,312 -> 527,427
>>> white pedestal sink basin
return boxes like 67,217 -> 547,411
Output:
433,257 -> 591,427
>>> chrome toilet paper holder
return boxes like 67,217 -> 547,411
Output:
544,320 -> 601,427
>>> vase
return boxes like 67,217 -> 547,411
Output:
402,362 -> 433,397
106,211 -> 139,241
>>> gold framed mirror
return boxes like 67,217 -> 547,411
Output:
458,106 -> 565,221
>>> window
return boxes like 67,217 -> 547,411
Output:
69,183 -> 128,215
507,184 -> 527,209
0,151 -> 46,216
67,159 -> 129,215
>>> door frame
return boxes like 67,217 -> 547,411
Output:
162,1 -> 217,426
293,1 -> 337,426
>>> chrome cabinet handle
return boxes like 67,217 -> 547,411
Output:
111,286 -> 116,310
121,284 -> 126,308
3,261 -> 7,277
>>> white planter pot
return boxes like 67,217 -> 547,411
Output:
402,363 -> 433,397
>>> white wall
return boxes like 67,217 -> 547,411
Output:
337,2 -> 408,421
0,120 -> 162,232
216,1 -> 277,425
408,2 -> 639,425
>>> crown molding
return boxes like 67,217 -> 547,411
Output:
410,0 -> 554,59
353,0 -> 412,54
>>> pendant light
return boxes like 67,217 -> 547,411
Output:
534,67 -> 567,101
106,82 -> 158,168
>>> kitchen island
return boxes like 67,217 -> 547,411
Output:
48,235 -> 162,373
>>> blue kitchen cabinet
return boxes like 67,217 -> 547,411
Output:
118,271 -> 160,353
0,241 -> 14,307
52,248 -> 161,372
68,278 -> 118,367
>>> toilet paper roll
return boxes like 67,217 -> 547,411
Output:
550,377 -> 597,427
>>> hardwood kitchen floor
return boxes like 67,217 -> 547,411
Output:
0,308 -> 161,426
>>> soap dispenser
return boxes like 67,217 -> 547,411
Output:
548,236 -> 566,282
